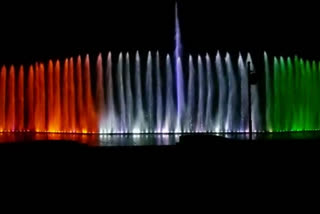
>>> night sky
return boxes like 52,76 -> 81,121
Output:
0,0 -> 319,65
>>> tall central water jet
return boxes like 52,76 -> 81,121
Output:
174,3 -> 182,79
175,3 -> 185,132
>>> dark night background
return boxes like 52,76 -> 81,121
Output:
0,1 -> 319,65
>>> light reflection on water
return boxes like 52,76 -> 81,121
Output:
1,132 -> 320,146
0,133 -> 179,146
99,134 -> 178,146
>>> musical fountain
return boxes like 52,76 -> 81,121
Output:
0,3 -> 318,145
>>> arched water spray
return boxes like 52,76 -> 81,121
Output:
117,53 -> 126,133
215,52 -> 227,132
205,53 -> 214,132
96,54 -> 105,133
225,53 -> 237,132
105,52 -> 117,133
155,51 -> 163,133
17,66 -> 24,131
264,52 -> 272,132
146,51 -> 154,132
163,54 -> 175,133
175,57 -> 185,133
196,55 -> 205,132
0,66 -> 6,131
186,55 -> 195,132
125,52 -> 133,132
133,51 -> 146,133
7,66 -> 15,131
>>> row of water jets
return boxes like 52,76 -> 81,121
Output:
99,51 -> 260,133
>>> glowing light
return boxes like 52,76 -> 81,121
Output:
132,128 -> 141,134
0,50 -> 318,134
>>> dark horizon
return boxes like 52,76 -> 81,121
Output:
0,1 -> 319,65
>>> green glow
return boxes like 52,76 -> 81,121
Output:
294,56 -> 300,130
264,53 -> 272,132
287,57 -> 293,131
265,55 -> 320,132
273,57 -> 280,131
280,57 -> 286,131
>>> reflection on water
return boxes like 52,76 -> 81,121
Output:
252,132 -> 320,140
99,135 -> 179,146
0,133 -> 100,146
0,133 -> 179,146
2,132 -> 319,146
213,133 -> 255,141
180,132 -> 320,141
227,132 -> 320,141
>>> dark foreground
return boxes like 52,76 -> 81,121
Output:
178,134 -> 320,167
179,133 -> 320,145
1,133 -> 320,161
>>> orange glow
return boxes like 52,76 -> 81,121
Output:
62,59 -> 70,132
69,58 -> 76,132
84,55 -> 98,133
47,60 -> 54,131
0,66 -> 6,130
7,65 -> 15,130
0,54 -> 100,134
53,60 -> 61,131
34,63 -> 40,131
17,66 -> 24,131
76,55 -> 86,132
39,63 -> 46,131
27,65 -> 34,131
96,53 -> 105,119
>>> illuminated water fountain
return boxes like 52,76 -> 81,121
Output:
0,51 -> 259,134
264,52 -> 320,132
0,3 -> 317,135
